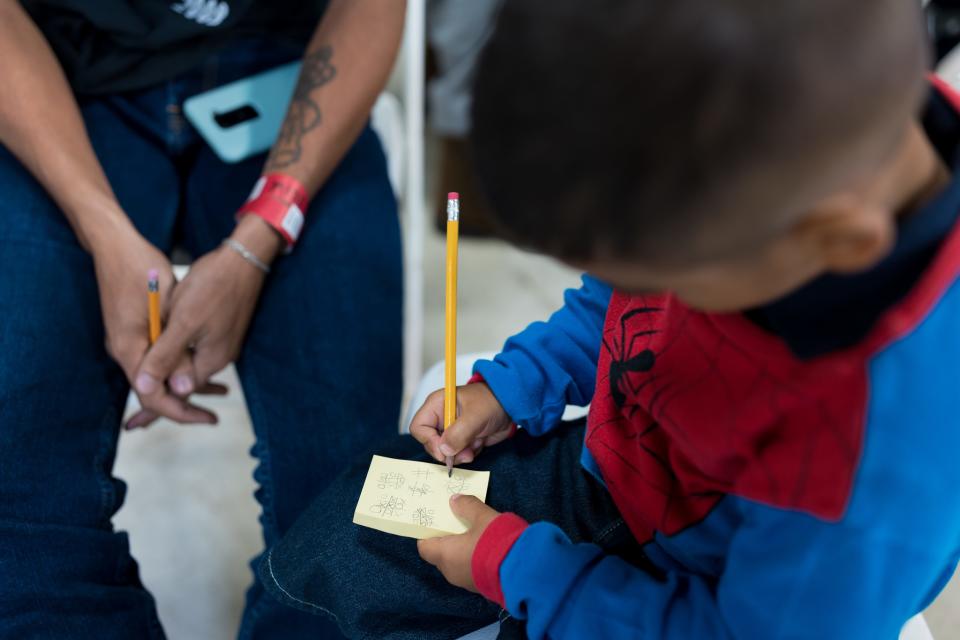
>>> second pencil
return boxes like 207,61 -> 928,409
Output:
444,192 -> 460,477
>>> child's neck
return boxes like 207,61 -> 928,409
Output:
890,123 -> 952,219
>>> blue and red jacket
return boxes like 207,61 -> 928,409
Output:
469,80 -> 960,639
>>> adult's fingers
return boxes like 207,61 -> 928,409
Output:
191,341 -> 234,386
106,333 -> 150,384
124,409 -> 158,430
123,381 -> 228,431
134,318 -> 195,398
123,403 -> 217,429
167,352 -> 196,397
196,381 -> 229,395
140,391 -> 217,425
132,316 -> 222,424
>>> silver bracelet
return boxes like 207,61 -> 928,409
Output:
222,238 -> 271,274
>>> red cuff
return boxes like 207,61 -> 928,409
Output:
468,373 -> 518,438
472,512 -> 529,607
237,173 -> 309,248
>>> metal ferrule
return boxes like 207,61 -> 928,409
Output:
148,280 -> 159,293
447,197 -> 459,222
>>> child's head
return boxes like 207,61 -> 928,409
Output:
472,0 -> 933,311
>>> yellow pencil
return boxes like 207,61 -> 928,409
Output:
444,192 -> 460,477
148,269 -> 161,345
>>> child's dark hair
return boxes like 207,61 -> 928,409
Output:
470,0 -> 926,264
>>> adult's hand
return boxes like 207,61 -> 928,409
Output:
93,222 -> 223,428
127,216 -> 281,429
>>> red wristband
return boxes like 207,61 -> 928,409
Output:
237,173 -> 309,249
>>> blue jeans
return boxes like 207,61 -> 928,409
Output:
260,421 -> 655,640
0,39 -> 402,639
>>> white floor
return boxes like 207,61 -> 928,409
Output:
115,368 -> 259,640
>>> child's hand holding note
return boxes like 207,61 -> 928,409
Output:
417,493 -> 501,593
409,383 -> 515,466
353,455 -> 492,539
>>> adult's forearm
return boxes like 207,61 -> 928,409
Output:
0,1 -> 133,253
262,0 -> 407,194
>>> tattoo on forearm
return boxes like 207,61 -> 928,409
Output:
264,46 -> 337,171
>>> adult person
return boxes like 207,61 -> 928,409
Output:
0,1 -> 404,637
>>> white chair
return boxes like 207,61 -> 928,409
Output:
398,0 -> 428,410
902,615 -> 936,640
408,353 -> 936,640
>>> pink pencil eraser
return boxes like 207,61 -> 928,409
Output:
147,269 -> 159,281
447,192 -> 460,200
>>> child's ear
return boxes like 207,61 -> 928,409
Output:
794,197 -> 896,275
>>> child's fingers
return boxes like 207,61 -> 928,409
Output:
420,432 -> 445,463
410,390 -> 447,462
453,439 -> 484,464
409,389 -> 444,437
417,537 -> 444,566
438,417 -> 487,459
409,421 -> 441,447
448,494 -> 488,525
481,425 -> 516,448
453,449 -> 475,464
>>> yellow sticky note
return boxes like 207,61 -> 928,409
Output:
352,455 -> 491,539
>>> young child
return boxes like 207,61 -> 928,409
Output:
260,0 -> 960,638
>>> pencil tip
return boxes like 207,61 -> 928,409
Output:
448,469 -> 452,478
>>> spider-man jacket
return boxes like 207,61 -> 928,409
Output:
469,79 -> 960,640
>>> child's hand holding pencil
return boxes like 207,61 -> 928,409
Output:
411,193 -> 515,467
409,382 -> 515,466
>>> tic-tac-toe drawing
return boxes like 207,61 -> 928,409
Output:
352,455 -> 491,539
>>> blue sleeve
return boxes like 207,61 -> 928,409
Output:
473,275 -> 612,435
499,502 -> 946,639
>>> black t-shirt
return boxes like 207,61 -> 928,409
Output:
21,0 -> 328,95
